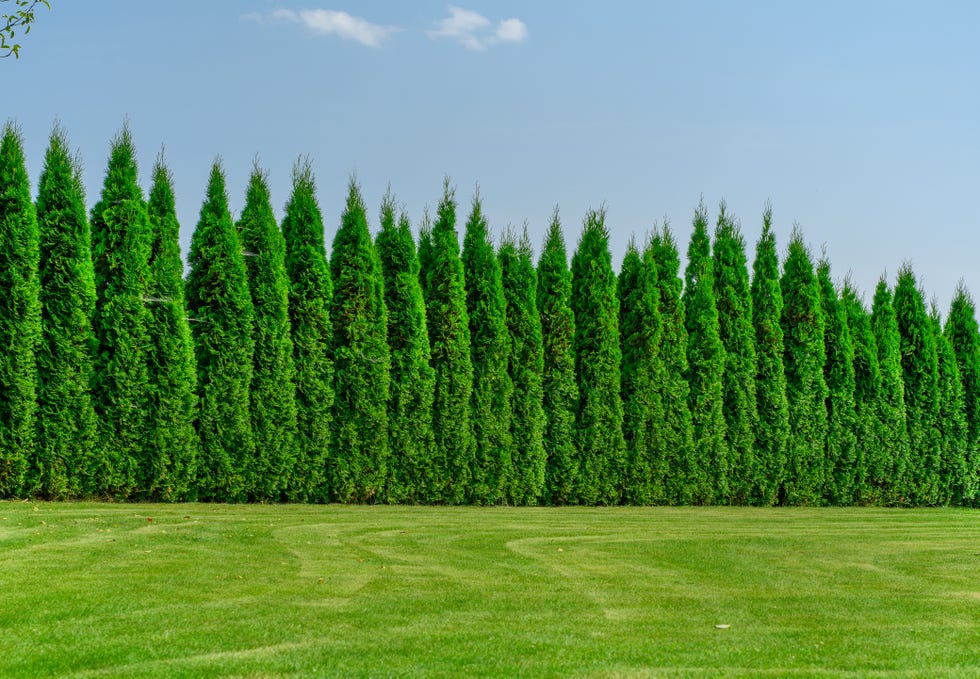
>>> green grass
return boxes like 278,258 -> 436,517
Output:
1,504 -> 979,678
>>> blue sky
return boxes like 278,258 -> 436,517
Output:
6,1 -> 980,312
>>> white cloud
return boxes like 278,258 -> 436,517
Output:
429,6 -> 527,50
265,8 -> 400,48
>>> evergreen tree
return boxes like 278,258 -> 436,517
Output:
185,161 -> 255,502
931,306 -> 969,505
145,157 -> 199,501
32,128 -> 98,499
892,265 -> 941,505
650,224 -> 696,504
945,284 -> 980,506
841,281 -> 883,503
89,128 -> 152,498
0,124 -> 40,497
712,205 -> 757,504
749,208 -> 789,506
376,195 -> 436,503
500,226 -> 545,505
423,179 -> 475,504
536,209 -> 579,505
683,204 -> 728,504
817,258 -> 857,505
618,236 -> 666,504
281,160 -> 334,502
237,165 -> 297,501
779,228 -> 827,505
571,207 -> 624,505
870,278 -> 911,503
462,191 -> 512,504
329,179 -> 391,502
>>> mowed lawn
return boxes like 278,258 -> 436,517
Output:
1,504 -> 979,678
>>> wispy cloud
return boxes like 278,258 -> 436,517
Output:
429,6 -> 528,50
255,8 -> 401,48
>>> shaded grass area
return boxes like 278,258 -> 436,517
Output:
1,504 -> 979,678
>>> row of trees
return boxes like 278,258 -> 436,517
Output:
1,124 -> 978,505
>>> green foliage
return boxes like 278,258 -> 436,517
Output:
185,161 -> 255,502
376,195 -> 436,503
89,128 -> 152,498
423,179 -> 475,504
683,204 -> 728,504
281,160 -> 333,502
144,158 -> 198,501
931,307 -> 969,505
536,210 -> 579,505
650,225 -> 696,505
0,123 -> 39,497
779,229 -> 827,505
237,166 -> 297,501
329,179 -> 391,503
749,209 -> 789,506
712,205 -> 758,504
500,227 -> 545,505
0,0 -> 49,58
944,284 -> 980,506
571,207 -> 624,505
817,258 -> 857,505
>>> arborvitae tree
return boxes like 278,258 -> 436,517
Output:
185,161 -> 255,502
536,209 -> 579,505
144,158 -> 199,501
89,128 -> 152,498
931,306 -> 969,505
650,224 -> 696,504
779,228 -> 827,505
500,226 -> 546,505
0,124 -> 40,497
841,281 -> 883,503
712,205 -> 758,504
281,160 -> 333,502
945,284 -> 980,506
683,205 -> 728,504
870,278 -> 911,503
817,258 -> 857,505
461,192 -> 512,504
237,165 -> 297,501
571,207 -> 624,505
329,179 -> 391,503
423,180 -> 475,504
892,265 -> 941,505
749,208 -> 789,506
417,212 -> 433,296
376,196 -> 436,503
33,129 -> 98,499
618,238 -> 665,505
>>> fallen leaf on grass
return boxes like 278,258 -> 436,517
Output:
715,624 -> 731,629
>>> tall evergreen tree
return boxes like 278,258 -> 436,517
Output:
462,191 -> 512,504
537,209 -> 579,505
650,224 -> 696,504
500,226 -> 546,505
89,128 -> 152,498
329,179 -> 391,503
931,306 -> 969,505
618,238 -> 665,505
712,205 -> 757,504
817,258 -> 857,505
945,284 -> 980,506
0,124 -> 40,498
683,204 -> 728,504
749,208 -> 789,506
892,265 -> 941,505
145,157 -> 198,501
376,196 -> 436,503
779,228 -> 827,505
33,128 -> 98,499
185,161 -> 255,502
571,207 -> 624,505
423,179 -> 475,504
870,277 -> 911,503
237,165 -> 297,501
281,160 -> 334,502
